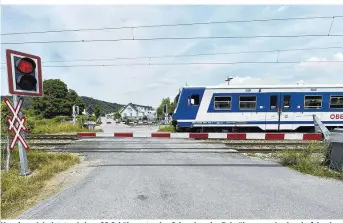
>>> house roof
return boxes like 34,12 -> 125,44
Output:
119,103 -> 154,113
132,103 -> 154,109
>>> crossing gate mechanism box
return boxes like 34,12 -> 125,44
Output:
329,128 -> 343,172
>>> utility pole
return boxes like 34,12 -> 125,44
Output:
225,76 -> 234,85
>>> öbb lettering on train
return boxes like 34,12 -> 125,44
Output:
330,114 -> 343,119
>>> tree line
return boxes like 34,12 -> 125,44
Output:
1,79 -> 124,120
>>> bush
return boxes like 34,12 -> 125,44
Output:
158,125 -> 175,132
23,109 -> 41,118
52,116 -> 71,123
25,116 -> 36,132
88,116 -> 97,122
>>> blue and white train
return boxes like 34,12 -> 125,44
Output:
172,84 -> 343,132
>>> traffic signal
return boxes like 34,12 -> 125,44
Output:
15,57 -> 37,91
73,105 -> 80,115
6,49 -> 43,96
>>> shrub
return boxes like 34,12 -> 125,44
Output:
158,125 -> 175,132
52,116 -> 71,123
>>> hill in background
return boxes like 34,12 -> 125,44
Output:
1,95 -> 124,115
80,96 -> 123,115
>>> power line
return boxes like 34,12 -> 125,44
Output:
41,61 -> 343,67
2,34 -> 343,45
1,60 -> 341,69
39,46 -> 343,63
2,15 -> 342,36
1,46 -> 342,65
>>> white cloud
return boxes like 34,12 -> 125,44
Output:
334,52 -> 343,61
217,76 -> 279,85
297,52 -> 343,71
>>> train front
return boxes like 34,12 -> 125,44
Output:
171,90 -> 181,130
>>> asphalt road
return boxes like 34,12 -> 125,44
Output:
99,117 -> 159,134
18,137 -> 343,219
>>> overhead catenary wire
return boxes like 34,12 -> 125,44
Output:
40,61 -> 343,67
1,61 -> 342,70
2,34 -> 343,45
1,46 -> 342,64
32,46 -> 343,63
1,61 -> 341,69
1,15 -> 342,36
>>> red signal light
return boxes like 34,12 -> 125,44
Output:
16,58 -> 36,74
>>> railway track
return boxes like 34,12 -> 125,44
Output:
0,134 -> 78,147
1,134 -> 322,153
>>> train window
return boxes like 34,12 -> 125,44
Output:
330,95 -> 343,109
239,96 -> 257,110
190,94 -> 200,106
304,95 -> 322,109
283,95 -> 291,110
174,92 -> 180,105
214,96 -> 231,110
270,96 -> 277,110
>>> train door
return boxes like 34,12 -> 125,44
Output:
279,94 -> 293,130
265,94 -> 293,131
265,94 -> 280,130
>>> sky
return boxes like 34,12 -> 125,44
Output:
1,5 -> 343,107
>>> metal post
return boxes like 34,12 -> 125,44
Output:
72,105 -> 76,125
13,95 -> 30,176
5,135 -> 10,171
277,108 -> 281,132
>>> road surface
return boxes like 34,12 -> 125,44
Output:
18,137 -> 343,219
99,117 -> 159,134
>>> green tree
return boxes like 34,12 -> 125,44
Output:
94,103 -> 101,119
1,101 -> 11,135
31,79 -> 84,118
67,89 -> 85,113
156,97 -> 176,118
114,112 -> 121,119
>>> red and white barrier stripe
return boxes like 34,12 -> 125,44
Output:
76,132 -> 322,140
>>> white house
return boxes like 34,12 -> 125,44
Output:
119,103 -> 156,120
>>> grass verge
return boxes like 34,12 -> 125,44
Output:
158,124 -> 176,132
272,143 -> 342,181
1,150 -> 80,218
31,121 -> 103,134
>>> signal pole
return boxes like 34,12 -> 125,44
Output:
72,105 -> 79,125
13,95 -> 30,176
5,49 -> 43,176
